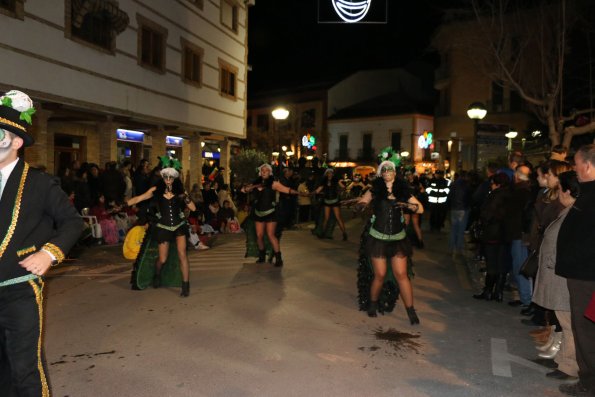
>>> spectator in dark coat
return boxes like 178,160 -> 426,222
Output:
473,173 -> 511,301
555,144 -> 595,397
101,161 -> 126,205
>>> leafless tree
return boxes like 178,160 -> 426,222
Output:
469,0 -> 594,147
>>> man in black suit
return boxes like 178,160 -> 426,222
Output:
0,90 -> 83,395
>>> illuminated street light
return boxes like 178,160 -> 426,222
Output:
505,131 -> 518,151
400,151 -> 410,158
467,102 -> 487,170
272,107 -> 290,168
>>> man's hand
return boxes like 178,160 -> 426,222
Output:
19,251 -> 54,276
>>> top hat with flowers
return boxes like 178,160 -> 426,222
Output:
0,90 -> 36,147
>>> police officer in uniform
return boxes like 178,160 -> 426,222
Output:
0,90 -> 83,395
426,169 -> 451,231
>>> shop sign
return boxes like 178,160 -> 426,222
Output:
116,129 -> 144,143
418,131 -> 433,149
166,136 -> 184,147
202,151 -> 221,159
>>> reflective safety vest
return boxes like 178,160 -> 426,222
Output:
426,178 -> 451,204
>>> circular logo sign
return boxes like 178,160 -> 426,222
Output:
332,0 -> 372,23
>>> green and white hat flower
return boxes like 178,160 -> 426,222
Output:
0,90 -> 36,147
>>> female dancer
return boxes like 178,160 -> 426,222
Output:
128,167 -> 196,296
356,160 -> 424,324
314,168 -> 348,240
241,164 -> 299,267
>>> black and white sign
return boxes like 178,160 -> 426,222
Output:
318,0 -> 387,24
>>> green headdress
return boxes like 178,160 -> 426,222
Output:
377,146 -> 401,167
159,155 -> 182,171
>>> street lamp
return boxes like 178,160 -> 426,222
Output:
467,102 -> 487,170
505,131 -> 518,152
272,107 -> 289,173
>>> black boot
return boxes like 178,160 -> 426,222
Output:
152,267 -> 161,289
367,301 -> 378,317
406,306 -> 420,325
274,251 -> 283,267
342,232 -> 348,241
493,273 -> 507,302
473,274 -> 496,300
256,250 -> 266,263
180,281 -> 190,297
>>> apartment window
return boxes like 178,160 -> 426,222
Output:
0,0 -> 16,13
221,0 -> 238,33
491,81 -> 504,112
391,131 -> 402,152
188,0 -> 203,9
339,135 -> 349,158
181,39 -> 203,87
256,114 -> 269,131
219,59 -> 238,99
67,0 -> 129,52
510,89 -> 523,112
137,15 -> 167,73
301,108 -> 316,129
362,133 -> 373,160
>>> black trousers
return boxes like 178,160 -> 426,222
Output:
567,278 -> 595,392
0,278 -> 49,397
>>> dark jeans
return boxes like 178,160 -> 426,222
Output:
0,279 -> 49,397
429,204 -> 447,231
567,278 -> 595,392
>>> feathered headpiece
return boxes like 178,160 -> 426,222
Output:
377,146 -> 401,167
159,155 -> 182,171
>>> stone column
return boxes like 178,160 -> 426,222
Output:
188,133 -> 203,188
149,127 -> 167,166
27,107 -> 52,171
450,139 -> 460,172
97,116 -> 118,168
219,137 -> 230,184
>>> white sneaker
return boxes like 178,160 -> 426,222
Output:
197,242 -> 210,250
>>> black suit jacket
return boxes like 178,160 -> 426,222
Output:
0,159 -> 83,282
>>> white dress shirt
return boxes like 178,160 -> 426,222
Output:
0,157 -> 19,200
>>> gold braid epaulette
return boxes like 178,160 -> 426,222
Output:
0,163 -> 28,260
0,116 -> 26,131
42,243 -> 65,263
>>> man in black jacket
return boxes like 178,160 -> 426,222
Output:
556,144 -> 595,397
0,90 -> 83,395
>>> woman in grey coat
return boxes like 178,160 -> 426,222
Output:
532,171 -> 580,380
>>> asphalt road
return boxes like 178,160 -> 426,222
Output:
42,216 -> 568,397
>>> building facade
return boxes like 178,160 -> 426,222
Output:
0,0 -> 250,187
327,68 -> 435,172
247,85 -> 329,165
431,18 -> 536,171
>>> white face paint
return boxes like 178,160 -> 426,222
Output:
0,129 -> 13,163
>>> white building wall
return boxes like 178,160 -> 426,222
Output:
328,116 -> 417,160
0,0 -> 247,137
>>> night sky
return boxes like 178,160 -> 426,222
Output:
247,0 -> 447,95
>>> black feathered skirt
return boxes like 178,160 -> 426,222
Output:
365,234 -> 413,259
357,219 -> 415,315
